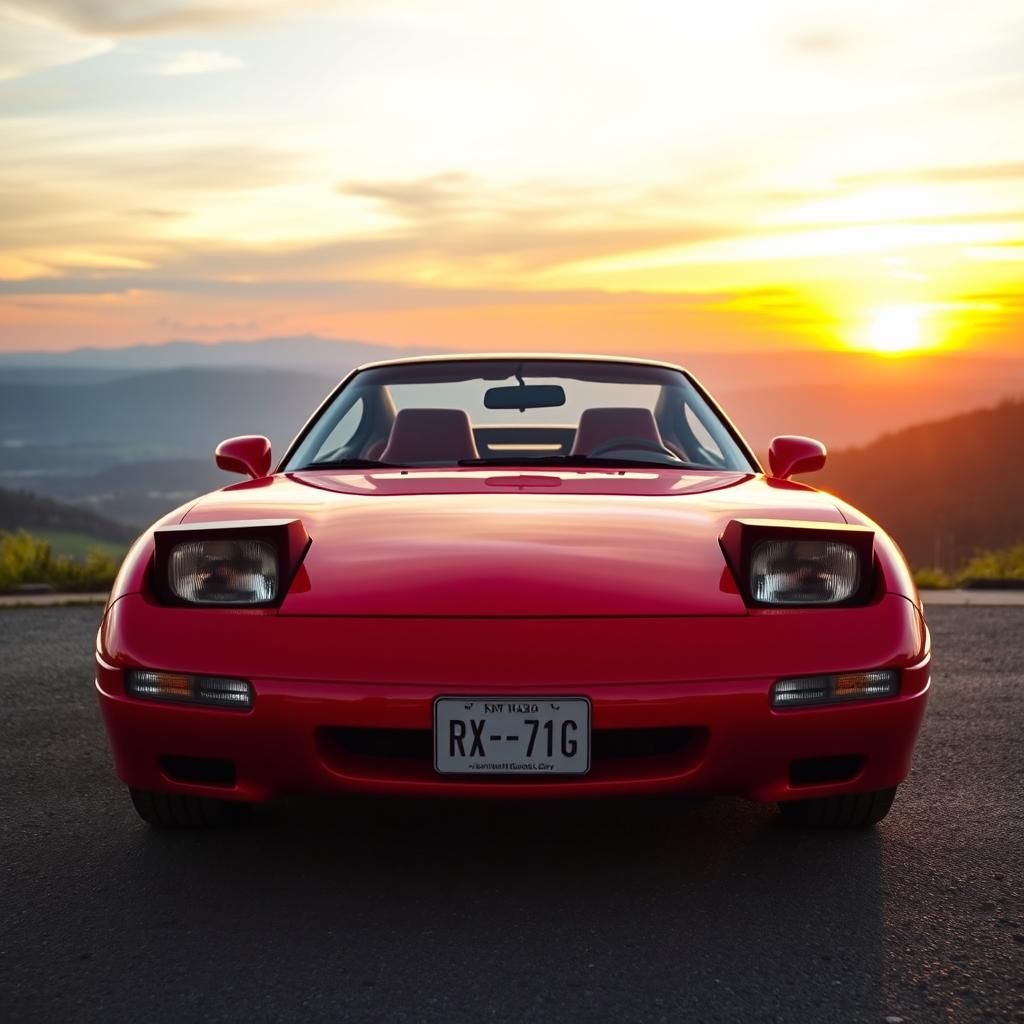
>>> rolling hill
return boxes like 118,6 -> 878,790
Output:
26,458 -> 224,527
0,487 -> 137,545
0,366 -> 340,525
818,399 -> 1024,572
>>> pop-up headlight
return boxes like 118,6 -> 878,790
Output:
153,518 -> 310,608
720,519 -> 875,608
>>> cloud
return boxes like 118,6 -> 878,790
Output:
156,316 -> 260,333
964,241 -> 1024,262
0,1 -> 301,82
3,138 -> 303,193
342,172 -> 474,218
123,208 -> 188,219
844,162 -> 1024,186
0,7 -> 111,79
0,270 -> 771,312
115,143 -> 302,190
789,31 -> 854,56
964,288 -> 1024,310
2,1 -> 303,37
778,208 -> 1024,233
336,172 -> 730,271
154,49 -> 243,75
0,154 -> 735,293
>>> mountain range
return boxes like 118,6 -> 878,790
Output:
0,334 -> 1020,569
0,335 -> 397,375
3,364 -> 1017,462
3,334 -> 1022,450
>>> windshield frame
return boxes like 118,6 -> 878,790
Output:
278,356 -> 761,474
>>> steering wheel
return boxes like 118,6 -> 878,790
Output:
587,436 -> 677,459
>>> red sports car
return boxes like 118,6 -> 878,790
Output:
96,354 -> 930,828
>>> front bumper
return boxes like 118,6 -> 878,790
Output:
96,593 -> 930,804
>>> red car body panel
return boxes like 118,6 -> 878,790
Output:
97,592 -> 928,802
96,358 -> 930,808
178,470 -> 852,617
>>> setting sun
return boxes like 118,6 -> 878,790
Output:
861,305 -> 930,356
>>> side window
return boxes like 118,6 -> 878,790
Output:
317,398 -> 365,457
684,403 -> 724,461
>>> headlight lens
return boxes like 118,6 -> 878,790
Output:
750,539 -> 860,605
168,539 -> 278,605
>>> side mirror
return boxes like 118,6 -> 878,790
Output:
215,435 -> 273,479
768,435 -> 827,480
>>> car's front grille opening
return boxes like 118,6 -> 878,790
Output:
323,724 -> 708,786
327,725 -> 704,768
332,728 -> 433,760
789,754 -> 864,787
592,726 -> 696,759
159,754 -> 236,787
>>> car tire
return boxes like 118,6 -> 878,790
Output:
778,786 -> 897,828
128,787 -> 252,828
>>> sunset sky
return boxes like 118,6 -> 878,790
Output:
1,0 -> 1022,357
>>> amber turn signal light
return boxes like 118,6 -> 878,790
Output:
125,670 -> 253,710
771,669 -> 899,709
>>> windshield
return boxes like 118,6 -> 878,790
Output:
284,359 -> 755,472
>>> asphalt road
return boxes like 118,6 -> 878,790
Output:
1,607 -> 1021,1023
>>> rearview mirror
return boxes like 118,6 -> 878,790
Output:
768,435 -> 827,480
484,384 -> 566,411
215,435 -> 273,479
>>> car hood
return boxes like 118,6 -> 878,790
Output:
180,468 -> 847,616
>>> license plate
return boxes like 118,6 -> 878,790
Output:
433,697 -> 591,775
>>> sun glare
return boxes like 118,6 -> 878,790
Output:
861,304 -> 929,355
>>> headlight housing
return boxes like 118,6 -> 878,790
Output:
152,518 -> 310,608
720,518 -> 875,608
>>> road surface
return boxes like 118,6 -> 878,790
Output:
1,606 -> 1021,1022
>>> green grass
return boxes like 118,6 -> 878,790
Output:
913,566 -> 955,590
914,543 -> 1024,589
31,530 -> 128,562
0,530 -> 122,593
960,544 -> 1024,581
